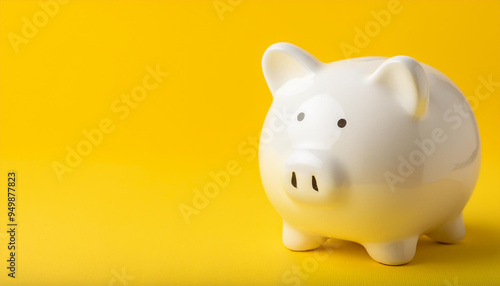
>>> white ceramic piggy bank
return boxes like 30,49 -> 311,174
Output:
259,43 -> 481,265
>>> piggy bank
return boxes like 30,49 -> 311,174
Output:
259,43 -> 481,265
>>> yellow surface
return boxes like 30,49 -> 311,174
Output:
0,0 -> 499,285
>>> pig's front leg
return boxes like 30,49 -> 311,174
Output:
282,221 -> 327,251
362,236 -> 419,265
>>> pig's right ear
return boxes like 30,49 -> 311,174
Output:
262,43 -> 321,97
369,56 -> 429,118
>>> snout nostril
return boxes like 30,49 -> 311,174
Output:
312,176 -> 319,192
291,172 -> 297,188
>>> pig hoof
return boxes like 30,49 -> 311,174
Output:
362,236 -> 419,265
426,214 -> 465,244
283,222 -> 326,251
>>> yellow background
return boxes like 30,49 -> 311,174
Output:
1,0 -> 499,285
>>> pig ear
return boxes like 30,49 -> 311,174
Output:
262,43 -> 321,97
369,56 -> 429,118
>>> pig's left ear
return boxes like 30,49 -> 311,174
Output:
262,43 -> 321,97
369,56 -> 429,118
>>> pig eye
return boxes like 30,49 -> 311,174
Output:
297,112 -> 305,121
337,118 -> 347,128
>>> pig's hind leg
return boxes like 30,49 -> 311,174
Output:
282,221 -> 327,251
426,213 -> 465,244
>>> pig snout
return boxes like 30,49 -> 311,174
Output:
282,150 -> 344,205
282,94 -> 348,205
